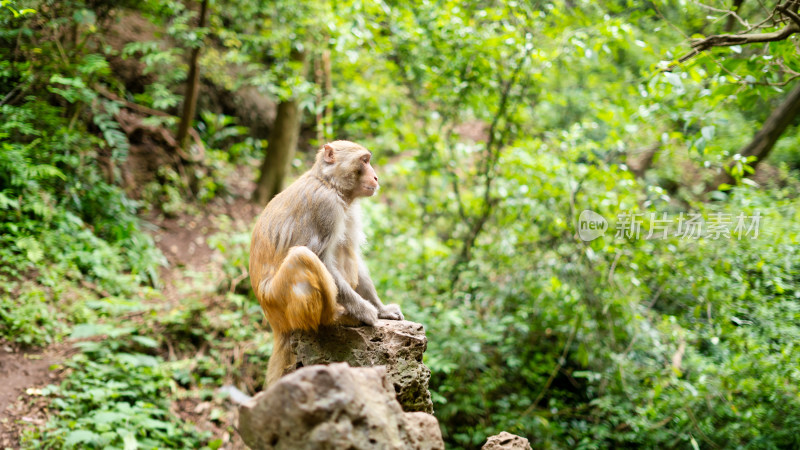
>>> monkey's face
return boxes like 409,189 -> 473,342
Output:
354,152 -> 379,198
320,141 -> 380,199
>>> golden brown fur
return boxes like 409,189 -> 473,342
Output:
250,140 -> 404,386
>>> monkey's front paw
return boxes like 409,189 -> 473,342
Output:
352,302 -> 379,326
378,303 -> 404,321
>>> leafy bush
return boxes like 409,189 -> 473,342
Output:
0,3 -> 166,344
24,327 -> 213,449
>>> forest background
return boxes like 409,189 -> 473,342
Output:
1,0 -> 799,448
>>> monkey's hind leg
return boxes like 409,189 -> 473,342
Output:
267,246 -> 339,332
264,246 -> 338,387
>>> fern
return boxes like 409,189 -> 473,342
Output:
93,99 -> 130,160
77,53 -> 110,77
16,236 -> 44,263
0,192 -> 19,210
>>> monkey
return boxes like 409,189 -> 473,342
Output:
249,140 -> 404,387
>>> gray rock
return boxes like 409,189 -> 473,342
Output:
404,411 -> 446,449
238,363 -> 444,450
482,431 -> 532,450
287,320 -> 433,413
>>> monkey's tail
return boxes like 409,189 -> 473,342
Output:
265,331 -> 294,388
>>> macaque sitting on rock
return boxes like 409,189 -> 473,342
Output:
249,140 -> 404,386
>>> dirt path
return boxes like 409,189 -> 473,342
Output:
0,341 -> 74,447
149,165 -> 260,302
0,166 -> 261,448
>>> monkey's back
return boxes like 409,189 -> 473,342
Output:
249,172 -> 348,296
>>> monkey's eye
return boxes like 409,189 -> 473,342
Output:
361,156 -> 370,164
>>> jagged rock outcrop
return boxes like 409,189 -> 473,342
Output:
482,431 -> 532,449
238,363 -> 444,450
287,320 -> 433,414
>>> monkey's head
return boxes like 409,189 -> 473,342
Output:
316,140 -> 379,199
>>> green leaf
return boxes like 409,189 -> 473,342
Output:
92,411 -> 127,424
121,430 -> 138,450
64,429 -> 100,447
0,192 -> 20,209
17,237 -> 44,263
117,352 -> 159,367
701,125 -> 714,141
663,72 -> 683,89
72,9 -> 96,25
131,335 -> 159,348
70,323 -> 113,339
106,326 -> 136,338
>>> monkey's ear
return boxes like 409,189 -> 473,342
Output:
323,144 -> 335,164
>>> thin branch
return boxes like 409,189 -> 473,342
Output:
778,2 -> 800,27
519,314 -> 582,418
707,55 -> 800,86
685,406 -> 720,449
647,284 -> 666,309
0,83 -> 25,107
607,252 -> 622,286
694,23 -> 799,51
439,53 -> 477,224
768,73 -> 800,85
95,85 -> 205,162
229,268 -> 249,294
95,84 -> 171,117
449,43 -> 531,287
696,1 -> 749,29
672,2 -> 800,67
756,0 -> 775,17
667,22 -> 799,87
678,22 -> 798,65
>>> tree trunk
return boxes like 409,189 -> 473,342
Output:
628,144 -> 660,179
176,0 -> 209,151
708,81 -> 800,192
314,50 -> 333,144
725,0 -> 745,32
252,99 -> 301,204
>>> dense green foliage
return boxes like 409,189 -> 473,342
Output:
30,324 -> 211,448
2,0 -> 799,448
1,1 -> 164,349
